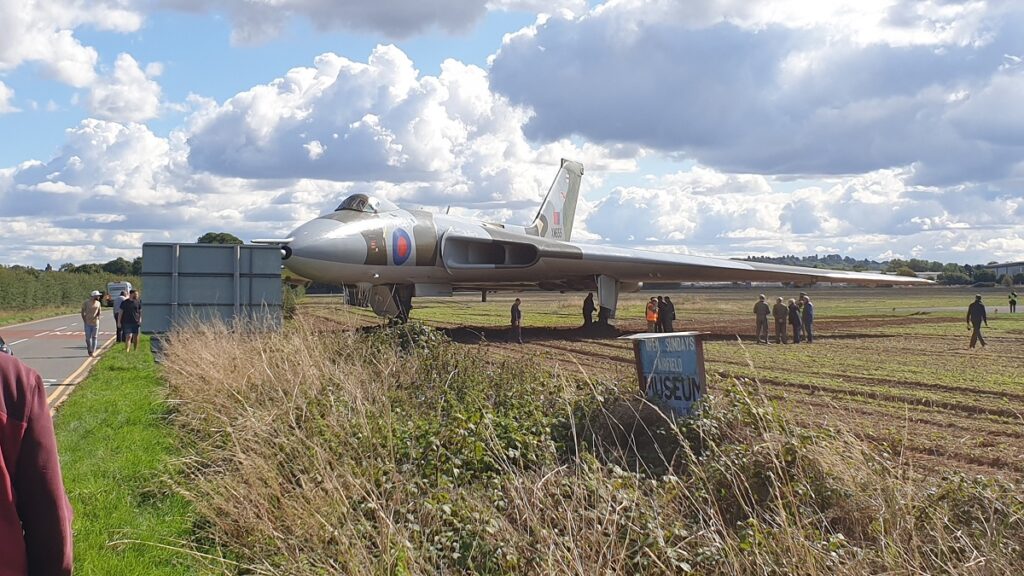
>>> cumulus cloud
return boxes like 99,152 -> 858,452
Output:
187,45 -> 633,210
0,81 -> 17,113
582,164 -> 1024,262
489,1 -> 1024,185
0,0 -> 142,87
86,53 -> 163,122
162,0 -> 585,43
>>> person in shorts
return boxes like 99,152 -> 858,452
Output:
118,290 -> 143,353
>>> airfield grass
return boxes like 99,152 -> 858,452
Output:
0,306 -> 76,327
158,315 -> 1024,575
53,336 -> 222,575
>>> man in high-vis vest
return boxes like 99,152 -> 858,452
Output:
646,297 -> 659,332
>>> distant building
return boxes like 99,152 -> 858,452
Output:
984,261 -> 1024,278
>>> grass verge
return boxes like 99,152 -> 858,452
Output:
163,320 -> 1024,575
54,336 -> 222,575
0,307 -> 75,327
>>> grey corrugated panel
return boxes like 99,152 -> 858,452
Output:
145,304 -> 174,333
145,275 -> 173,302
141,243 -> 283,333
141,244 -> 175,274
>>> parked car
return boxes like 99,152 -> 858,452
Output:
0,334 -> 12,356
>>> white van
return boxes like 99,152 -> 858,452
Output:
106,281 -> 133,307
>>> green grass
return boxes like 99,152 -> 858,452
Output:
0,307 -> 75,327
53,336 -> 221,575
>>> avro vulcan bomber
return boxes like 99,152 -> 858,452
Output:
260,160 -> 929,320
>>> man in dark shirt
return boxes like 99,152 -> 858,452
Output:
788,298 -> 802,344
510,298 -> 523,344
967,294 -> 988,348
800,293 -> 815,343
663,297 -> 676,332
582,293 -> 595,328
656,296 -> 668,332
0,354 -> 73,576
119,289 -> 143,353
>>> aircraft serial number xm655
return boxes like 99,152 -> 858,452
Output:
256,159 -> 930,321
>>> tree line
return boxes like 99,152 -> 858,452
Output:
743,254 -> 1021,286
0,233 -> 246,312
0,265 -> 141,311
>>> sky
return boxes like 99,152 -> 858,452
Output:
1,0 -> 1022,268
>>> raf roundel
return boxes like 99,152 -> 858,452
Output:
392,228 -> 412,265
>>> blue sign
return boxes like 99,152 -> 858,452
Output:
622,332 -> 706,417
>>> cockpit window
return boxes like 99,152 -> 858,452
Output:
334,193 -> 399,214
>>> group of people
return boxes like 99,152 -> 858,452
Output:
644,296 -> 677,332
754,292 -> 814,344
79,288 -> 143,355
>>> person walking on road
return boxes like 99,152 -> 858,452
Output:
753,294 -> 770,344
663,296 -> 676,332
582,292 -> 596,328
967,294 -> 988,348
81,290 -> 102,357
772,296 -> 788,344
800,293 -> 815,343
788,298 -> 803,344
119,289 -> 143,353
0,353 -> 74,576
1010,291 -> 1018,313
510,298 -> 524,344
646,297 -> 659,332
112,290 -> 127,343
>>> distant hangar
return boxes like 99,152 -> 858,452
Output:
984,261 -> 1024,278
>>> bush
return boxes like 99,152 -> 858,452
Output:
0,267 -> 140,311
161,321 -> 1024,575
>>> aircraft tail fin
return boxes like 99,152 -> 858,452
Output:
528,159 -> 583,241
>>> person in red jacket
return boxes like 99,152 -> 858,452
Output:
0,354 -> 73,576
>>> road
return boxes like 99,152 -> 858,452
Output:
0,313 -> 117,406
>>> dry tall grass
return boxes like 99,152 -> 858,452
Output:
161,320 -> 1024,575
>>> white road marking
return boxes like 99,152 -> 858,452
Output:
53,325 -> 68,330
34,332 -> 50,337
9,338 -> 28,345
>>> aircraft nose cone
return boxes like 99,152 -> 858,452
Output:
285,218 -> 366,278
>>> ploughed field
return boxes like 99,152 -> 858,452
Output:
300,286 -> 1024,478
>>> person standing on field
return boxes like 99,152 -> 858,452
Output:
582,292 -> 596,327
0,353 -> 74,576
657,296 -> 669,332
112,290 -> 127,343
1010,291 -> 1018,313
510,298 -> 523,344
788,298 -> 803,344
119,289 -> 143,353
80,290 -> 102,357
645,297 -> 659,332
753,294 -> 770,344
967,294 -> 988,348
772,296 -> 788,344
663,296 -> 676,332
800,293 -> 815,343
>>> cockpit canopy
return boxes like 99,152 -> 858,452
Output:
334,193 -> 399,214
